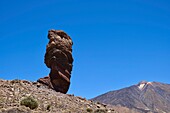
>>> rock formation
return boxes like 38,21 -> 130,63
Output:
38,30 -> 73,93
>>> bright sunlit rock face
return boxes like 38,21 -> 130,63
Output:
138,83 -> 146,90
137,81 -> 152,90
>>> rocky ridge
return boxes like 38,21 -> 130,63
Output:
0,79 -> 117,113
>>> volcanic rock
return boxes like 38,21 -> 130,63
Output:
92,81 -> 170,113
0,79 -> 116,113
38,30 -> 73,93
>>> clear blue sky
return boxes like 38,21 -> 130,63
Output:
0,0 -> 170,99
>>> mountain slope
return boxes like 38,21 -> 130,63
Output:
92,81 -> 170,113
0,79 -> 116,113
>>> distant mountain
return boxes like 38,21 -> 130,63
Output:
92,81 -> 170,113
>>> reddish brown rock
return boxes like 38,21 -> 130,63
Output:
38,30 -> 73,93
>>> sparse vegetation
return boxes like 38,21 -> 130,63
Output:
94,109 -> 107,113
20,96 -> 38,109
0,79 -> 114,112
86,108 -> 93,112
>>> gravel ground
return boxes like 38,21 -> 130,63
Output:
0,79 -> 116,113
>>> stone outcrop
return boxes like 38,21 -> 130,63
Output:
37,30 -> 73,93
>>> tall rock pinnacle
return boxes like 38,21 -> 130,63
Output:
38,30 -> 73,93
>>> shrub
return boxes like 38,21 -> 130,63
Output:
94,109 -> 107,113
20,96 -> 38,109
86,108 -> 93,112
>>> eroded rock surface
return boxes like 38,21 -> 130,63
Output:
38,30 -> 73,93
